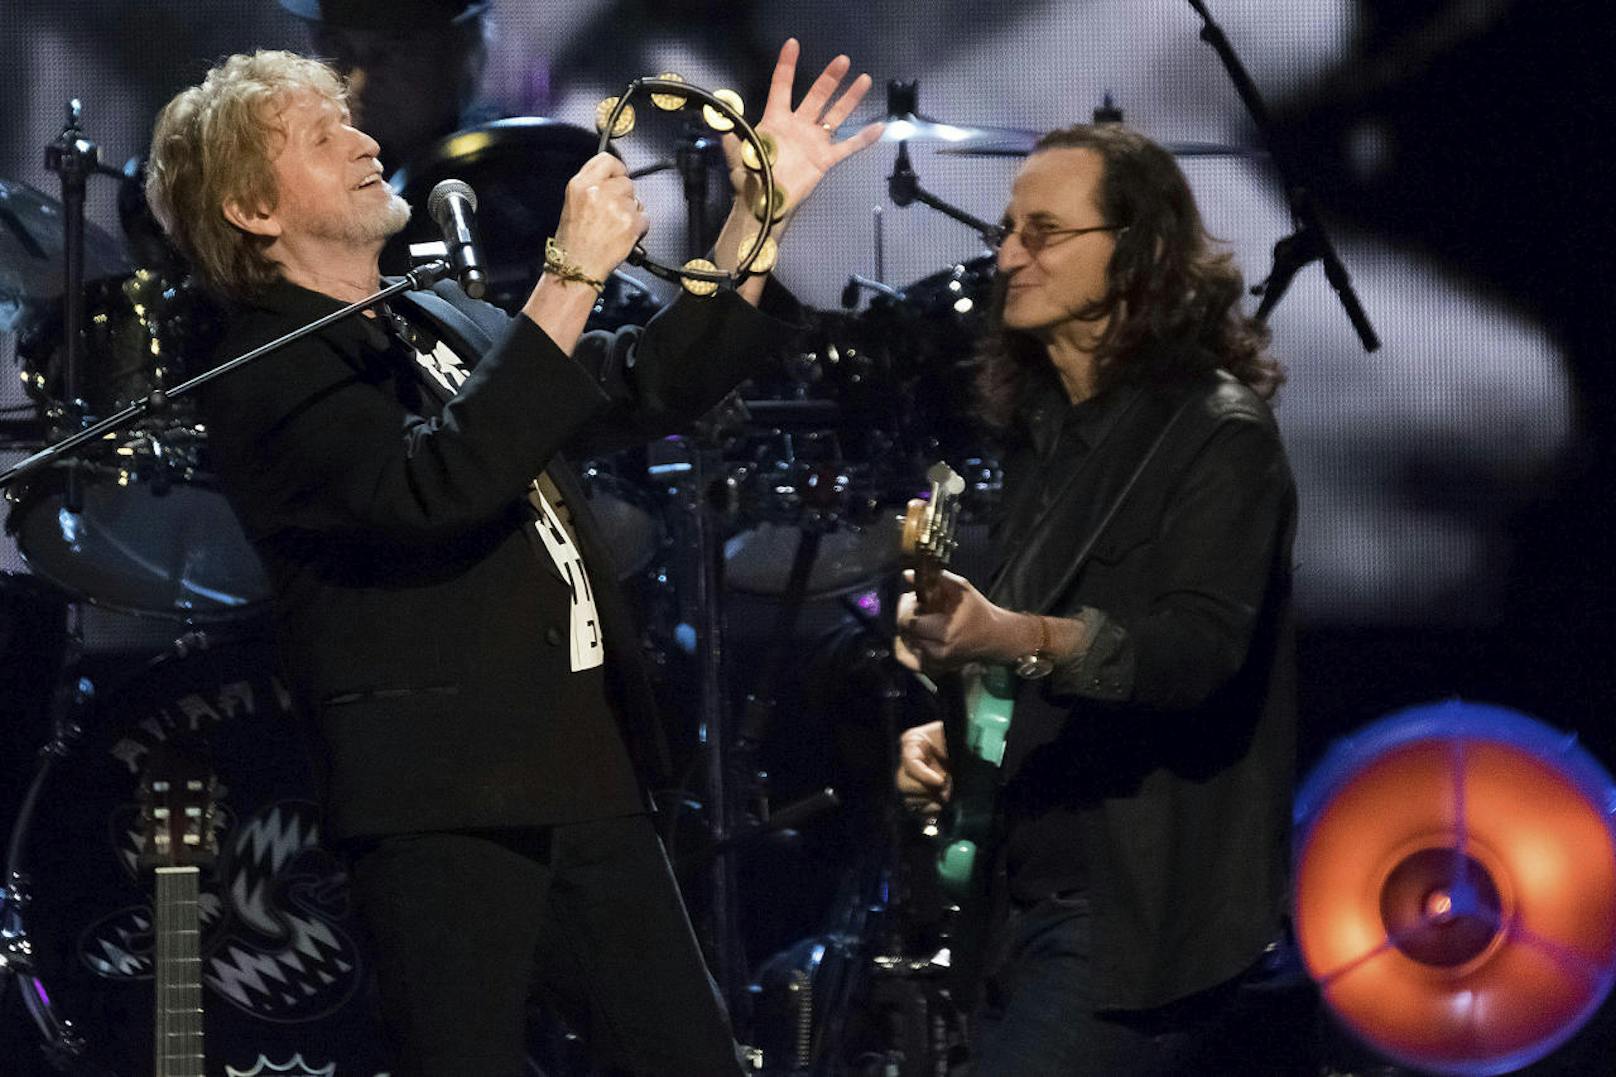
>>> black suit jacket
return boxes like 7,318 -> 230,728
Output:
989,368 -> 1298,1010
202,278 -> 780,840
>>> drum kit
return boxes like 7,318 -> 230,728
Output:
0,80 -> 1241,1075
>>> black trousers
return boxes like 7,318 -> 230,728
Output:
347,813 -> 741,1077
971,894 -> 1257,1076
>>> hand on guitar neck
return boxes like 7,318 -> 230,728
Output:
894,567 -> 1045,674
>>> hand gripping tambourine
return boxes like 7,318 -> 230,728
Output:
595,74 -> 780,297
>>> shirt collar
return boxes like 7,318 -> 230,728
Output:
238,276 -> 392,354
1026,378 -> 1140,459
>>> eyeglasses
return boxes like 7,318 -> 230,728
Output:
993,223 -> 1126,256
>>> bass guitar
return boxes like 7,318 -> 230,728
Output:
900,462 -> 1014,992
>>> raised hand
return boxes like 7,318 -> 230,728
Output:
723,38 -> 884,216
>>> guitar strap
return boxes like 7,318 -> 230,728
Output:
1031,387 -> 1201,612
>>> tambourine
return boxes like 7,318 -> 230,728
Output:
1294,700 -> 1616,1075
595,75 -> 780,297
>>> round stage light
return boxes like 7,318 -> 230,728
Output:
1294,701 -> 1616,1076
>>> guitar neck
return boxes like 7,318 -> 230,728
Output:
154,866 -> 204,1077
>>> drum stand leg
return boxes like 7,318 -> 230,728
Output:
836,581 -> 967,1076
2,601 -> 97,1073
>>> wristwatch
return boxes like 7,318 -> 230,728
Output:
1013,614 -> 1054,679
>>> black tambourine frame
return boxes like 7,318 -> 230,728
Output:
595,77 -> 777,294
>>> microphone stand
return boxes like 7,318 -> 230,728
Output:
675,122 -> 716,259
1185,0 -> 1379,351
0,262 -> 452,495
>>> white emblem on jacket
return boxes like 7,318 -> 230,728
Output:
414,337 -> 603,672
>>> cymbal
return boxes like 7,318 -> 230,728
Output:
0,178 -> 130,333
878,111 -> 1044,146
936,134 -> 1264,159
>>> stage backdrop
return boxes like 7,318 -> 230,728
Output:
0,0 -> 1578,654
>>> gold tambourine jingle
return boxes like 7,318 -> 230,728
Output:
702,89 -> 745,133
650,73 -> 688,112
594,97 -> 636,138
751,182 -> 789,223
680,258 -> 721,298
741,131 -> 778,172
740,232 -> 778,274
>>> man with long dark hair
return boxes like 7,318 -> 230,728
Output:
894,124 -> 1297,1074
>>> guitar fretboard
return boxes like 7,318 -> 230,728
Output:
154,866 -> 204,1077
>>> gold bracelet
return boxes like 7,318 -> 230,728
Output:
543,237 -> 606,295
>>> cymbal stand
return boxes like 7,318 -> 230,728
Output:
885,82 -> 1005,248
684,434 -> 750,1023
1,600 -> 95,1071
670,127 -> 747,1028
794,580 -> 961,1076
675,121 -> 719,257
42,100 -> 101,515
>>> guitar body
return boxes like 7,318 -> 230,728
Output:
900,462 -> 1021,999
933,664 -> 1016,998
935,665 -> 1016,900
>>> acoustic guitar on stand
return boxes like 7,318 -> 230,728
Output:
137,745 -> 219,1077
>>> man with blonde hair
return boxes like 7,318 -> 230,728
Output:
147,42 -> 880,1076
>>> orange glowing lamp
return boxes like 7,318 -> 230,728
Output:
1293,701 -> 1616,1075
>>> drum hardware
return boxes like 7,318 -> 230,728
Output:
0,174 -> 129,337
0,259 -> 454,509
838,203 -> 899,313
932,92 -> 1265,161
881,81 -> 1011,250
3,261 -> 452,621
726,507 -> 836,845
878,79 -> 1044,149
839,272 -> 902,310
40,99 -> 129,521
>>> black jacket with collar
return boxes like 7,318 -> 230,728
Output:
201,277 -> 781,840
989,366 -> 1298,1011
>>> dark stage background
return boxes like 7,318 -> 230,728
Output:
1,1 -> 1611,1074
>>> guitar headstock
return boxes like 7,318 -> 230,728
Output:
901,461 -> 966,611
137,744 -> 219,872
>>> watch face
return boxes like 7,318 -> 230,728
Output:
1016,654 -> 1054,679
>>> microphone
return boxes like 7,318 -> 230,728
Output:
426,179 -> 487,299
